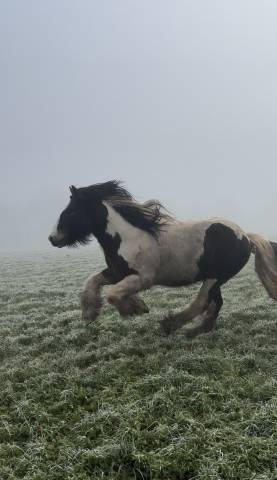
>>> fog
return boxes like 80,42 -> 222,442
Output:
1,1 -> 277,252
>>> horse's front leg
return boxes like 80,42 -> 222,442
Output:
106,273 -> 152,316
81,269 -> 111,322
115,295 -> 149,317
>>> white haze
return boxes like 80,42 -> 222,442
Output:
1,1 -> 277,251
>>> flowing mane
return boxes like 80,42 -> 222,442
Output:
79,180 -> 173,237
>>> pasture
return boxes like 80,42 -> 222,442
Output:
1,247 -> 277,479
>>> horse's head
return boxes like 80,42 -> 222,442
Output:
48,186 -> 93,247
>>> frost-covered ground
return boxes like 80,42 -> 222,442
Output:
1,247 -> 277,479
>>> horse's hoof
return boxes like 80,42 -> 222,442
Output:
81,307 -> 99,323
133,298 -> 149,315
185,327 -> 199,339
159,315 -> 174,335
117,297 -> 149,317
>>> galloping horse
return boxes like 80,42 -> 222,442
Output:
49,181 -> 277,338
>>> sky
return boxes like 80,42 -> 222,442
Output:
1,0 -> 277,251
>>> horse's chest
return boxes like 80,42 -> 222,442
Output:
101,232 -> 136,281
102,230 -> 157,281
104,251 -> 136,281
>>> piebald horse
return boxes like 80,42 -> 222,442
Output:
49,181 -> 277,338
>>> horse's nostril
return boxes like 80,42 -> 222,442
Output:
48,235 -> 54,244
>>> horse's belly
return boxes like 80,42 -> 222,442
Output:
156,257 -> 200,286
155,225 -> 205,286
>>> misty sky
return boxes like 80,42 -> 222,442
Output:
1,1 -> 277,251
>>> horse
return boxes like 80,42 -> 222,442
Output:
48,180 -> 277,338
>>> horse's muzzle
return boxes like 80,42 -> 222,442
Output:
48,235 -> 57,246
48,235 -> 65,247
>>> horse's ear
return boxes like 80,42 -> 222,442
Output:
69,185 -> 77,196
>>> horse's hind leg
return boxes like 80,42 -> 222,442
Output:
160,279 -> 217,335
185,283 -> 223,339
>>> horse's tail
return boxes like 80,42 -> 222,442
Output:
248,233 -> 277,300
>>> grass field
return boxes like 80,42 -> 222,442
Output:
1,247 -> 277,480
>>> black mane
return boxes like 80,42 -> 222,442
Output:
78,180 -> 133,202
78,180 -> 172,237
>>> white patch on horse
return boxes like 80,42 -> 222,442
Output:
155,220 -> 206,285
103,202 -> 159,274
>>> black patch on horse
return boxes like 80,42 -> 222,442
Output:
208,282 -> 223,314
197,223 -> 251,284
100,232 -> 138,282
55,197 -> 109,247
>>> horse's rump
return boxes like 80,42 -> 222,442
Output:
248,233 -> 277,300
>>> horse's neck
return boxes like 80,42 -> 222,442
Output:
101,201 -> 138,243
